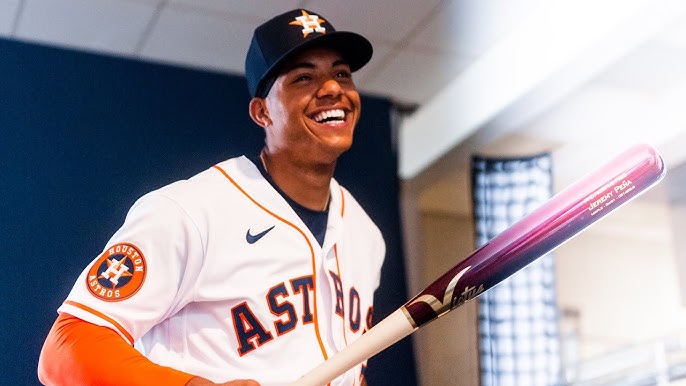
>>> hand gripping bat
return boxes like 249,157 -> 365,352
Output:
290,143 -> 666,386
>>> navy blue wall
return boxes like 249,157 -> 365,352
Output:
0,38 -> 415,385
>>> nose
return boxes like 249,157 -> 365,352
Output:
317,78 -> 344,99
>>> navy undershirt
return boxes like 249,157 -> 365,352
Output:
247,154 -> 329,246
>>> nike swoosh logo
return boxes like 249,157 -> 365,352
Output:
246,225 -> 275,244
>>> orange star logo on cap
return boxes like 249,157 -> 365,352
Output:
289,10 -> 326,38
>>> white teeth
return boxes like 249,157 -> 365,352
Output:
313,109 -> 345,123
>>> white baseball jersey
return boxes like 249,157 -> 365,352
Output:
58,155 -> 386,386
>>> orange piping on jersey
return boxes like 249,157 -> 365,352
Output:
212,164 -> 329,361
339,187 -> 345,217
63,300 -> 134,345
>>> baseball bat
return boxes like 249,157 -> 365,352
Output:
289,143 -> 666,386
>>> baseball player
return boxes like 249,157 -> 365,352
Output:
38,9 -> 385,386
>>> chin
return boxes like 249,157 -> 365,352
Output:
331,138 -> 354,153
315,142 -> 352,162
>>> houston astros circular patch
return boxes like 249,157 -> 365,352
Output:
87,243 -> 147,301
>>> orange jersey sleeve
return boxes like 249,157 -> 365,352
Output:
38,312 -> 196,386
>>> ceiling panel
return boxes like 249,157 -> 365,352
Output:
360,46 -> 470,104
0,0 -> 21,36
15,0 -> 157,55
139,6 -> 254,74
299,0 -> 444,44
409,0 -> 546,57
168,0 -> 302,21
654,12 -> 686,50
592,39 -> 686,95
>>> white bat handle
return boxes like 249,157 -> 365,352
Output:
289,309 -> 416,386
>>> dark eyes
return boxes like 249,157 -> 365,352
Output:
292,70 -> 352,83
336,70 -> 352,79
294,74 -> 313,82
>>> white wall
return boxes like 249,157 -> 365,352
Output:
555,199 -> 686,360
671,202 -> 686,307
413,212 -> 481,386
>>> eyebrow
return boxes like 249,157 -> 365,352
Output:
282,59 -> 350,74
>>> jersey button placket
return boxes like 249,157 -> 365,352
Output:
324,247 -> 346,352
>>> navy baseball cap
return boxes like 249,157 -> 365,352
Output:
245,9 -> 373,98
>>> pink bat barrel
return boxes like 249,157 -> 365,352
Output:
402,143 -> 666,328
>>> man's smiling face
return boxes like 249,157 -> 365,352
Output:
261,46 -> 362,164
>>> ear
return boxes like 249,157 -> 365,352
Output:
249,98 -> 272,128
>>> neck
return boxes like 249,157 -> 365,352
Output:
260,149 -> 333,211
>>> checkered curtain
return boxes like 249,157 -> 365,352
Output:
472,153 -> 562,386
